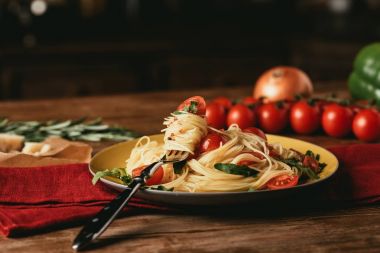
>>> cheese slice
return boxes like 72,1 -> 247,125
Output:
22,142 -> 51,156
0,133 -> 25,152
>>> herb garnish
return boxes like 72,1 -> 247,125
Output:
0,117 -> 139,142
305,150 -> 327,170
182,101 -> 199,114
92,168 -> 132,185
214,163 -> 258,177
281,158 -> 319,180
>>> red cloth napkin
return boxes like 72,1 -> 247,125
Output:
327,143 -> 380,203
1,143 -> 380,237
0,164 -> 166,237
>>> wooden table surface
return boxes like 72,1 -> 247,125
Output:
1,83 -> 380,253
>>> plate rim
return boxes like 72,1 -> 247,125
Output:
89,134 -> 339,196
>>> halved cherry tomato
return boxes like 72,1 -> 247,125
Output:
243,127 -> 267,140
132,165 -> 164,186
199,133 -> 225,153
177,96 -> 206,115
213,96 -> 233,110
227,104 -> 256,129
206,102 -> 226,129
266,175 -> 299,190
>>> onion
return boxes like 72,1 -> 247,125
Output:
253,66 -> 313,101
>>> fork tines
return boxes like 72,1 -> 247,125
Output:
166,150 -> 189,162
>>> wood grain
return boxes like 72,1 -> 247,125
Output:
1,82 -> 379,253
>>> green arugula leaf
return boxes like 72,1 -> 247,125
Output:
151,185 -> 174,191
304,150 -> 326,173
214,163 -> 258,177
281,158 -> 320,180
92,168 -> 130,185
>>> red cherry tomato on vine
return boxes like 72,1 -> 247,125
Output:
266,175 -> 299,190
227,104 -> 256,129
322,104 -> 353,138
177,96 -> 206,115
352,109 -> 380,142
205,103 -> 226,129
290,101 -> 321,135
132,165 -> 164,186
199,133 -> 225,153
212,96 -> 232,111
243,127 -> 267,140
242,96 -> 258,107
257,103 -> 288,134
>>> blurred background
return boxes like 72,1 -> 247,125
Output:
0,0 -> 380,100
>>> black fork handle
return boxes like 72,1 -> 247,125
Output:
72,161 -> 162,251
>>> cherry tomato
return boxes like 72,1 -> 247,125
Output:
266,175 -> 299,190
322,104 -> 354,138
132,165 -> 164,186
226,104 -> 256,129
212,96 -> 232,110
242,96 -> 258,107
257,102 -> 288,134
352,109 -> 380,142
243,127 -> 267,140
205,102 -> 226,129
177,96 -> 206,115
290,101 -> 321,135
199,133 -> 225,153
303,156 -> 320,173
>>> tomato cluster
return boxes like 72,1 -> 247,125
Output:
207,96 -> 380,142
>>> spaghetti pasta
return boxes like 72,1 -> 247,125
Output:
124,123 -> 314,192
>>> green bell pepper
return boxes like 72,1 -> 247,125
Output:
348,43 -> 380,103
348,72 -> 380,102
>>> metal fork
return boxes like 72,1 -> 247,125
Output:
72,150 -> 188,251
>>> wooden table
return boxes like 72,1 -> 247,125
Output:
1,83 -> 380,252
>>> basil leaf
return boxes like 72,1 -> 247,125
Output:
188,101 -> 199,114
173,160 -> 186,174
214,163 -> 258,177
181,101 -> 199,114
